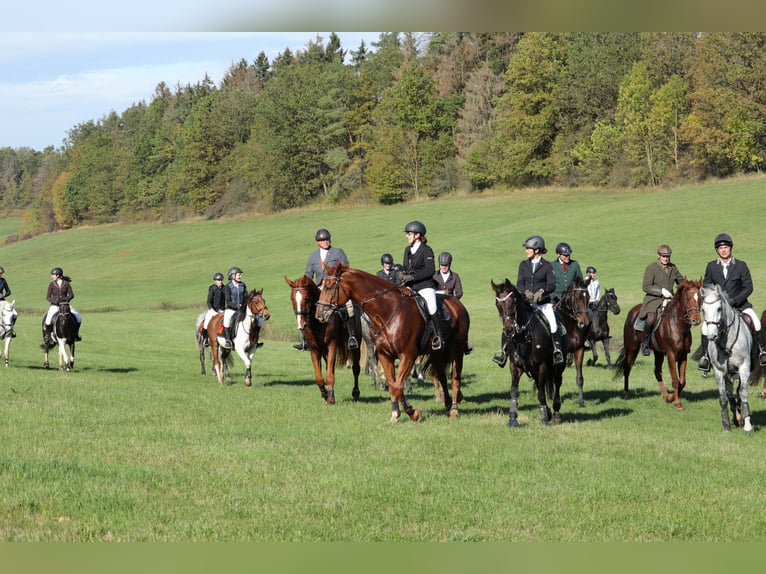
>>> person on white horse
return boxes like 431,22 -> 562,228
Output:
43,267 -> 82,345
201,272 -> 226,347
0,266 -> 18,337
698,233 -> 766,372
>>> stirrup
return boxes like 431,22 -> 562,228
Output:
492,351 -> 507,368
293,341 -> 307,351
223,339 -> 233,349
641,340 -> 652,356
697,355 -> 710,372
348,336 -> 359,349
552,348 -> 564,365
759,352 -> 766,367
431,336 -> 443,351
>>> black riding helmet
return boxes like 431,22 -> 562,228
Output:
438,252 -> 452,266
315,228 -> 331,241
586,266 -> 597,274
714,233 -> 733,249
380,253 -> 394,265
556,242 -> 572,256
213,272 -> 224,281
523,235 -> 547,254
404,220 -> 427,236
51,267 -> 63,276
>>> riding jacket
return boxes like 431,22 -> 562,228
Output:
207,283 -> 226,312
516,257 -> 556,304
639,258 -> 683,318
0,278 -> 10,300
402,242 -> 436,291
305,246 -> 349,285
552,257 -> 583,300
225,281 -> 247,311
47,279 -> 74,305
433,269 -> 463,299
376,268 -> 401,284
703,257 -> 754,310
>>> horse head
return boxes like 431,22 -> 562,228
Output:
246,289 -> 270,321
285,275 -> 319,330
679,276 -> 702,327
492,278 -> 524,333
604,288 -> 620,315
315,263 -> 350,323
562,277 -> 591,329
700,284 -> 727,341
0,300 -> 14,335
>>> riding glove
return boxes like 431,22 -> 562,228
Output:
399,274 -> 414,283
524,290 -> 535,301
661,288 -> 672,298
534,289 -> 545,303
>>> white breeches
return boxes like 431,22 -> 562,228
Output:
419,287 -> 437,314
203,308 -> 220,328
534,302 -> 558,333
742,308 -> 761,331
45,305 -> 80,325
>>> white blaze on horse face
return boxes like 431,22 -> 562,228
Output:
701,296 -> 721,338
294,290 -> 305,329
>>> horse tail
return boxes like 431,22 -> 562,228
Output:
612,349 -> 628,380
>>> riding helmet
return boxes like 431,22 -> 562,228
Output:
438,252 -> 453,266
523,235 -> 547,253
714,233 -> 733,249
586,266 -> 597,274
213,272 -> 224,281
315,228 -> 331,241
555,242 -> 572,256
404,221 -> 427,236
227,267 -> 243,279
51,267 -> 63,276
380,253 -> 394,265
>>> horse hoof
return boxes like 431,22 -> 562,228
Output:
244,378 -> 252,387
674,404 -> 684,411
326,396 -> 335,405
508,418 -> 520,428
449,408 -> 459,419
410,409 -> 421,422
553,413 -> 562,424
389,413 -> 400,423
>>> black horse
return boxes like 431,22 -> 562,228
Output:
557,277 -> 592,408
492,278 -> 567,426
585,287 -> 620,367
42,302 -> 78,371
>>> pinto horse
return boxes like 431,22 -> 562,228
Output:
0,300 -> 17,367
315,264 -> 470,421
557,277 -> 592,408
613,276 -> 702,410
42,302 -> 77,371
700,285 -> 760,432
586,288 -> 620,367
285,275 -> 362,404
207,289 -> 270,387
492,279 -> 567,426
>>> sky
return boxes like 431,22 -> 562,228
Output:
0,32 -> 380,151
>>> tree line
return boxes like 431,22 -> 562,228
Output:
2,32 -> 765,238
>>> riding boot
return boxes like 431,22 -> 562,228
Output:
697,334 -> 711,372
492,332 -> 508,367
552,336 -> 564,365
222,326 -> 233,349
42,324 -> 52,345
347,316 -> 359,350
641,313 -> 654,356
74,321 -> 82,342
758,330 -> 766,367
202,330 -> 210,347
430,312 -> 444,351
293,335 -> 308,351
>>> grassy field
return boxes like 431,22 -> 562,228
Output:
2,177 -> 766,542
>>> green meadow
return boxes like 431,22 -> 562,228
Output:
2,177 -> 766,541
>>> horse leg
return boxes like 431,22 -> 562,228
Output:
665,353 -> 684,410
377,355 -> 401,421
536,366 -> 551,426
325,345 -> 338,405
3,337 -> 9,367
391,354 -> 421,422
211,340 -> 225,386
738,366 -> 753,433
586,335 -> 598,366
574,348 -> 586,408
351,347 -> 361,401
552,371 -> 563,424
233,342 -> 252,387
448,353 -> 464,419
508,367 -> 521,428
653,353 -> 672,404
717,374 -> 732,432
603,338 -> 613,368
307,349 -> 329,402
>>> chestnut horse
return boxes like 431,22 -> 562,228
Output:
285,275 -> 361,404
315,264 -> 470,421
613,276 -> 702,410
557,277 -> 592,408
492,279 -> 567,426
207,289 -> 270,387
586,288 -> 620,367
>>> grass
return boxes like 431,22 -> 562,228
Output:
2,177 -> 766,541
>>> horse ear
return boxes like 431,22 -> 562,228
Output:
284,275 -> 293,287
491,279 -> 497,290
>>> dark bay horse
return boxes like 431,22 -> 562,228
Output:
285,275 -> 361,404
42,302 -> 77,371
207,289 -> 270,387
557,277 -> 591,408
613,276 -> 702,410
316,264 -> 470,421
492,279 -> 567,426
586,288 -> 620,367
700,285 -> 759,432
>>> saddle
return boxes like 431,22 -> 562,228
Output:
411,293 -> 452,352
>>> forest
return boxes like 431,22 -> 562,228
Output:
1,32 -> 765,238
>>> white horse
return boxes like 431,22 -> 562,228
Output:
701,285 -> 755,433
0,300 -> 17,367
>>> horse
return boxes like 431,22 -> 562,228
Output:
585,288 -> 620,367
285,275 -> 362,404
613,276 -> 702,410
700,285 -> 759,432
315,264 -> 470,421
206,289 -> 270,387
0,300 -> 17,367
557,277 -> 592,408
42,302 -> 78,371
492,278 -> 567,426
195,312 -> 230,379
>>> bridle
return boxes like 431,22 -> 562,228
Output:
559,286 -> 590,326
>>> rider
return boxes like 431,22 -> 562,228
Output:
43,267 -> 82,345
376,253 -> 401,284
638,245 -> 683,356
493,235 -> 564,367
433,251 -> 463,299
585,266 -> 601,308
299,227 -> 358,351
222,267 -> 246,349
0,266 -> 17,337
552,242 -> 583,302
698,233 -> 766,371
400,220 -> 444,351
201,272 -> 226,347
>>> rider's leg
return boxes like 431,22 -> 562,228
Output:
43,306 -> 57,344
641,312 -> 655,356
345,300 -> 359,349
541,303 -> 564,365
222,309 -> 234,349
421,288 -> 443,350
492,331 -> 508,367
743,308 -> 766,366
697,334 -> 711,372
